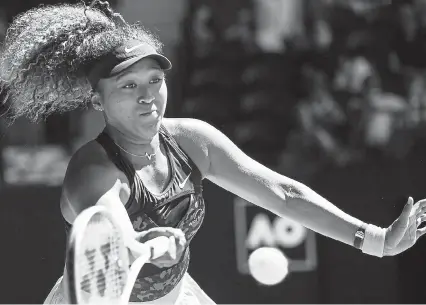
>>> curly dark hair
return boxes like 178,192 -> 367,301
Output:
0,0 -> 164,123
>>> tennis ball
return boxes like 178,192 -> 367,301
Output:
248,247 -> 289,285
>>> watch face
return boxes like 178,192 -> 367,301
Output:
355,230 -> 365,238
354,230 -> 366,249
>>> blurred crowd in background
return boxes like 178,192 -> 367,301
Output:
179,0 -> 426,183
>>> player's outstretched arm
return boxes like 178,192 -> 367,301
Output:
169,118 -> 426,257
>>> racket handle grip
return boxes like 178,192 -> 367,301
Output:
145,236 -> 174,260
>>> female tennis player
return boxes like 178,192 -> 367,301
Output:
1,1 -> 425,304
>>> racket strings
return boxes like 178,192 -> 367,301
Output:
76,214 -> 128,302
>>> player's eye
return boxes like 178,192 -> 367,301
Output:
149,78 -> 163,84
123,83 -> 137,89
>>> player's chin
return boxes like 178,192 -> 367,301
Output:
135,118 -> 162,137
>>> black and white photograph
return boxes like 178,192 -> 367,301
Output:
0,0 -> 425,303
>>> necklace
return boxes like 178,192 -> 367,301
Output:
113,141 -> 156,160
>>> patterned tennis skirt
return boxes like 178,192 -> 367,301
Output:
44,272 -> 216,305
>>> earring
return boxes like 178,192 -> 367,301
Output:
93,105 -> 103,111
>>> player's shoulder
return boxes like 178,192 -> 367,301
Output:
162,117 -> 220,141
61,140 -> 127,220
162,118 -> 218,176
65,139 -> 117,180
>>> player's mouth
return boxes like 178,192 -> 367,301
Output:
139,110 -> 157,117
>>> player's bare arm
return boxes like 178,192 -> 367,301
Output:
169,118 -> 426,256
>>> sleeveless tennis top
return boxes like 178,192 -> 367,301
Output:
63,125 -> 206,302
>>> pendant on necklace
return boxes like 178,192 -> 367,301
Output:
145,152 -> 156,160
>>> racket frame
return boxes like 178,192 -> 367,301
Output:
65,205 -> 171,304
65,205 -> 129,304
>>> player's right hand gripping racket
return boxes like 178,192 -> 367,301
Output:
66,205 -> 170,304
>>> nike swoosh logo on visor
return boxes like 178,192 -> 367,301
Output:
178,173 -> 191,189
124,43 -> 145,53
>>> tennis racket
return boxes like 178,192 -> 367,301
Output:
66,205 -> 170,304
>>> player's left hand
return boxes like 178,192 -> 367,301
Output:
133,227 -> 187,268
384,197 -> 426,256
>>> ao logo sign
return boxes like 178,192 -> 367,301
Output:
246,212 -> 307,249
234,197 -> 317,275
